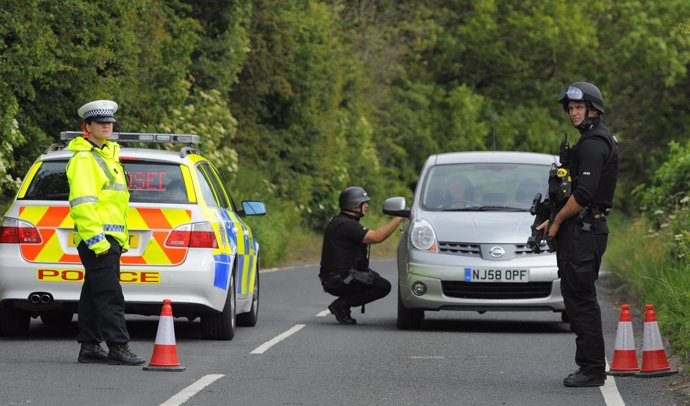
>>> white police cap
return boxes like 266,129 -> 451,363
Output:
78,100 -> 118,123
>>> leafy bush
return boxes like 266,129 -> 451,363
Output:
633,141 -> 690,217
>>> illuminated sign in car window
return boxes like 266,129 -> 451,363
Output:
22,160 -> 190,204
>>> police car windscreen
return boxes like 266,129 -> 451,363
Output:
22,160 -> 188,204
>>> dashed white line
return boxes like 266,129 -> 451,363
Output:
250,324 -> 306,354
159,374 -> 224,406
316,309 -> 330,317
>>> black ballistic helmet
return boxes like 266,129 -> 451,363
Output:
559,82 -> 605,114
339,186 -> 371,210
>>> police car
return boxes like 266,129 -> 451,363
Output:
0,132 -> 265,340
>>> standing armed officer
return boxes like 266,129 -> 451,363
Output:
319,186 -> 404,324
538,82 -> 619,387
67,100 -> 146,366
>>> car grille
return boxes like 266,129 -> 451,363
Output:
441,281 -> 553,299
439,242 -> 549,257
514,243 -> 549,256
438,242 -> 481,256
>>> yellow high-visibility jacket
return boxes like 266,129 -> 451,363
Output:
66,136 -> 130,254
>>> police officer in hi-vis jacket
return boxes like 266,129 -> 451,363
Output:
67,100 -> 145,365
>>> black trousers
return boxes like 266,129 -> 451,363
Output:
557,220 -> 608,375
76,235 -> 130,345
324,270 -> 391,308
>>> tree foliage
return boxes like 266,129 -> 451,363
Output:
1,0 -> 690,264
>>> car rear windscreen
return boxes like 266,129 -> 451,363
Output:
21,160 -> 189,204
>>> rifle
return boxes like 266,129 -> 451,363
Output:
527,134 -> 573,253
527,193 -> 557,253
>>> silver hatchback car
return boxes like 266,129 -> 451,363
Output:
384,151 -> 564,329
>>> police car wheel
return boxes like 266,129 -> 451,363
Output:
0,305 -> 30,337
396,289 -> 424,330
201,271 -> 236,340
237,262 -> 259,327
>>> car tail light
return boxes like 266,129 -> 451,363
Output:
0,217 -> 42,244
165,222 -> 218,249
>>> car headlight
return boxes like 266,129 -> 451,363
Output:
410,219 -> 438,252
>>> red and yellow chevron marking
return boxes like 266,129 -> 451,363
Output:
18,206 -> 191,266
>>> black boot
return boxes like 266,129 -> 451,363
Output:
107,343 -> 146,366
328,299 -> 356,325
563,369 -> 606,387
78,342 -> 109,364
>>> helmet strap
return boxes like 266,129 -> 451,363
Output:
575,104 -> 594,131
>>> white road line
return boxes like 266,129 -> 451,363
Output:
250,324 -> 306,354
261,263 -> 318,273
316,309 -> 330,317
159,374 -> 224,406
602,360 -> 625,406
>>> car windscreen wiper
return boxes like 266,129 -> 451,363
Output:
473,206 -> 527,211
438,206 -> 528,212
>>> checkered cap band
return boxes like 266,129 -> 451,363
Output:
84,109 -> 115,119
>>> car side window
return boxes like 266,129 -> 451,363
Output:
22,161 -> 70,201
195,164 -> 220,208
205,164 -> 236,211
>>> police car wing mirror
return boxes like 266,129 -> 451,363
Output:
239,201 -> 267,217
382,197 -> 410,218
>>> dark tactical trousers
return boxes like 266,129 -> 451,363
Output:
557,219 -> 609,375
76,235 -> 130,345
324,270 -> 392,308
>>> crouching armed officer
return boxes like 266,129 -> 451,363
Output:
68,100 -> 145,366
538,82 -> 619,387
319,186 -> 404,324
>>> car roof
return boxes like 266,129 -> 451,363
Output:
427,151 -> 558,166
38,147 -> 196,165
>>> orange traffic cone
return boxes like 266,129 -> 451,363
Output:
636,304 -> 676,377
607,304 -> 639,376
143,299 -> 185,372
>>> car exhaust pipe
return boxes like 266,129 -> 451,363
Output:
28,292 -> 54,305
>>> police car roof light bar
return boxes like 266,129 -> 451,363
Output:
59,131 -> 200,145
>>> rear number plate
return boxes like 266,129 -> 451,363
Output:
68,232 -> 139,249
465,268 -> 529,283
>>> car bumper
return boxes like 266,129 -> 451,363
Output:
0,248 -> 229,314
398,251 -> 564,312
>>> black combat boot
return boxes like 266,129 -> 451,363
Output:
328,298 -> 357,325
107,343 -> 146,366
563,368 -> 606,387
78,342 -> 109,364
